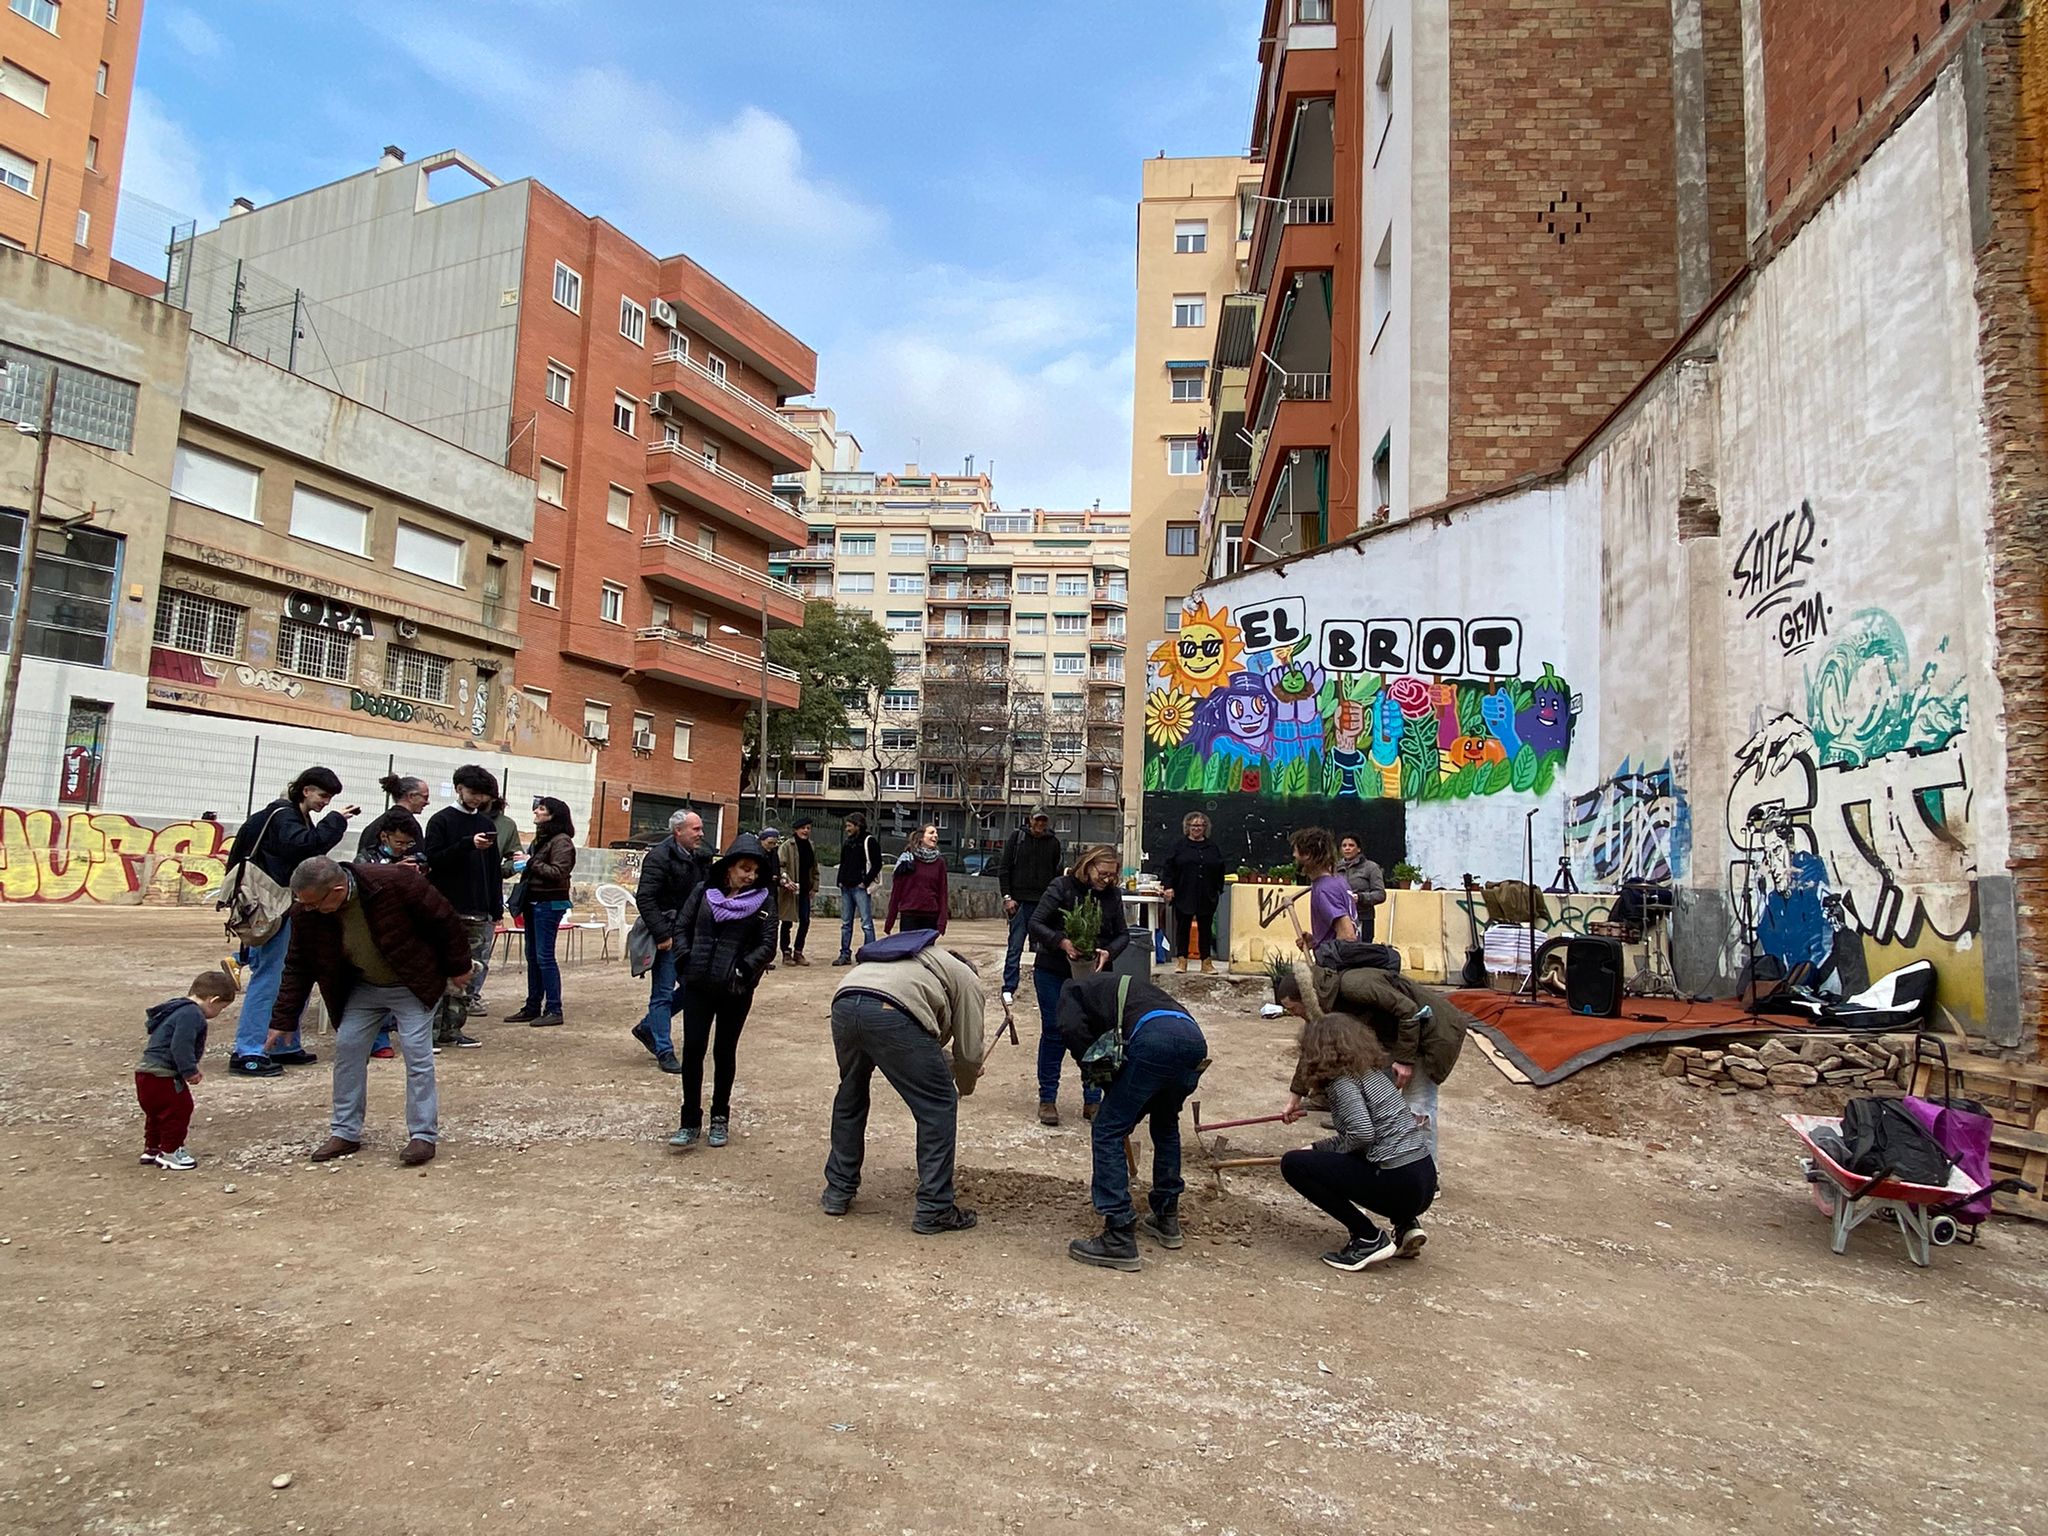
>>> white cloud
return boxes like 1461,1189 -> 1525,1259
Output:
161,7 -> 226,60
119,89 -> 210,223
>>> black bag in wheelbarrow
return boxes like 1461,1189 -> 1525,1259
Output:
1835,1096 -> 1954,1188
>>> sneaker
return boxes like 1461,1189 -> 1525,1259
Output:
1037,1101 -> 1060,1127
630,1021 -> 659,1058
504,1007 -> 541,1024
468,1002 -> 491,1019
139,1152 -> 159,1166
529,1012 -> 564,1028
1001,990 -> 1016,1007
1396,1225 -> 1429,1259
1322,1231 -> 1398,1272
451,1032 -> 483,1049
912,1205 -> 978,1235
1201,960 -> 1216,975
1068,1221 -> 1142,1271
707,1117 -> 729,1148
668,1126 -> 701,1151
270,1049 -> 319,1066
229,1053 -> 283,1078
1138,1208 -> 1184,1249
370,1046 -> 396,1060
656,1050 -> 681,1074
155,1147 -> 197,1171
220,955 -> 244,988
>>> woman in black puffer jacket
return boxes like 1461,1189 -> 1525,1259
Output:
667,833 -> 778,1152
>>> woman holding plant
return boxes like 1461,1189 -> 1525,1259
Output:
1026,844 -> 1130,1126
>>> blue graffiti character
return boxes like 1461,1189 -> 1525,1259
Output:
1264,652 -> 1326,765
1481,686 -> 1523,758
1516,664 -> 1575,757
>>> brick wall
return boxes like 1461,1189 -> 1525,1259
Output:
1444,0 -> 1683,492
1974,2 -> 2048,1058
1701,0 -> 1750,289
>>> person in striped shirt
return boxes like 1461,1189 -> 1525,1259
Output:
1279,1012 -> 1438,1271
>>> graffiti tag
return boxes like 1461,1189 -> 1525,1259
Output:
286,591 -> 375,638
234,664 -> 303,699
1566,758 -> 1691,884
349,689 -> 418,723
0,808 -> 228,904
1731,500 -> 1831,656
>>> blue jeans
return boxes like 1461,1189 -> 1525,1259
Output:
1033,965 -> 1100,1108
523,900 -> 568,1013
1002,904 -> 1034,994
837,886 -> 876,958
1089,1012 -> 1208,1225
233,917 -> 295,1058
638,944 -> 681,1055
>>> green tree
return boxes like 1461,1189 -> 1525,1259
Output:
739,601 -> 894,802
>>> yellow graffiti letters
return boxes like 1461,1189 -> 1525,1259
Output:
0,808 -> 229,904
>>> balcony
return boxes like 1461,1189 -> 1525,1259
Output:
631,627 -> 802,709
1089,628 -> 1127,648
639,534 -> 806,629
777,544 -> 835,565
929,583 -> 1011,606
927,626 -> 1009,646
657,251 -> 818,398
772,778 -> 828,798
645,442 -> 808,546
650,351 -> 812,473
1091,586 -> 1128,608
1081,786 -> 1121,808
1252,5 -> 1339,167
1087,708 -> 1125,728
1087,669 -> 1126,687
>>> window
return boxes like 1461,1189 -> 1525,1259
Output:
1055,575 -> 1087,596
705,352 -> 728,383
673,720 -> 693,760
888,574 -> 925,595
881,689 -> 919,713
152,590 -> 242,659
552,261 -> 582,313
394,522 -> 465,587
829,768 -> 864,792
696,525 -> 716,552
1172,294 -> 1206,328
839,533 -> 876,556
881,728 -> 917,751
544,361 -> 572,409
385,645 -> 450,704
885,612 -> 923,634
1054,614 -> 1085,634
1297,0 -> 1331,19
1173,218 -> 1208,254
1372,434 -> 1392,514
1221,524 -> 1244,574
1053,655 -> 1085,676
1016,574 -> 1048,595
984,514 -> 1030,534
690,611 -> 710,638
661,421 -> 682,449
524,686 -> 551,713
599,581 -> 625,624
288,485 -> 368,557
276,618 -> 354,683
1165,522 -> 1199,557
95,61 -> 107,94
606,484 -> 631,528
1373,35 -> 1395,165
1016,616 -> 1045,636
1165,598 -> 1185,632
529,561 -> 559,606
1167,438 -> 1201,476
171,444 -> 259,521
890,535 -> 927,556
701,441 -> 718,471
0,145 -> 33,196
619,296 -> 646,346
72,208 -> 86,247
537,459 -> 566,506
84,135 -> 97,170
883,768 -> 918,793
1105,615 -> 1126,637
1372,228 -> 1393,345
612,391 -> 637,437
651,598 -> 672,629
1169,366 -> 1205,403
583,701 -> 609,739
8,1 -> 57,35
631,711 -> 654,748
0,60 -> 50,113
837,572 -> 875,594
664,331 -> 689,362
893,653 -> 920,678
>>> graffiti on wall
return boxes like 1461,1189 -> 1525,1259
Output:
1731,499 -> 1833,657
1726,611 -> 1973,990
234,664 -> 303,698
0,808 -> 228,903
1566,757 -> 1691,883
1143,598 -> 1577,802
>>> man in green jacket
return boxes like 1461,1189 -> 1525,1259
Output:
1274,962 -> 1469,1159
821,929 -> 984,1234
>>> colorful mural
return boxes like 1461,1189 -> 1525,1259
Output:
0,808 -> 229,904
1143,599 -> 1578,803
1566,757 -> 1691,883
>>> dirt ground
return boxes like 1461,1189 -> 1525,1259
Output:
1,907 -> 2044,1536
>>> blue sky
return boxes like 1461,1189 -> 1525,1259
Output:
123,1 -> 1260,508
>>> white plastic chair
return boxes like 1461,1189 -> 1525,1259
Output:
594,883 -> 638,959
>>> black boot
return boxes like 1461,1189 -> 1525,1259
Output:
1068,1219 -> 1142,1272
1138,1204 -> 1184,1250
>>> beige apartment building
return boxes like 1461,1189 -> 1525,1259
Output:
1125,154 -> 1255,799
773,409 -> 1129,865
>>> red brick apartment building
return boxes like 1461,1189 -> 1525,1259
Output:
183,149 -> 815,843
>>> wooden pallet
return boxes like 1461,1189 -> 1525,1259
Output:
1911,1050 -> 2048,1223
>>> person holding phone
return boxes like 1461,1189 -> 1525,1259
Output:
420,765 -> 505,1049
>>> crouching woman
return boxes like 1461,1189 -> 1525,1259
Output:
1279,1013 -> 1437,1272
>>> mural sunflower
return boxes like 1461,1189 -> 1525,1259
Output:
1145,687 -> 1197,748
1147,599 -> 1245,698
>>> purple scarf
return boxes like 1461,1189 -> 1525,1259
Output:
707,886 -> 769,921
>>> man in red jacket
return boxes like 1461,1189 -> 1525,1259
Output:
276,856 -> 475,1167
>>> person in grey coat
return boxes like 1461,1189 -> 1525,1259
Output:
1337,835 -> 1387,940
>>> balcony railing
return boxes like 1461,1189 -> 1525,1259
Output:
1089,628 -> 1127,645
634,627 -> 800,684
928,626 -> 1009,643
660,349 -> 810,455
641,534 -> 802,601
1092,586 -> 1128,606
777,544 -> 834,563
772,778 -> 827,797
1282,195 -> 1333,225
930,585 -> 1010,602
1278,372 -> 1332,402
646,441 -> 795,513
1088,669 -> 1126,685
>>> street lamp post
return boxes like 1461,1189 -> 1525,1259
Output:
718,578 -> 771,830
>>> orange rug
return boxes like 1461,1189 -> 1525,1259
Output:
1450,990 -> 1808,1086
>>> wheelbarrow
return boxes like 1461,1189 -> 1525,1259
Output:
1785,1113 -> 1985,1267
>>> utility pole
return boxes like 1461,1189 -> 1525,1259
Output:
756,582 -> 770,831
0,362 -> 61,798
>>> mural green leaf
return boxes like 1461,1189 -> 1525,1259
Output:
1534,752 -> 1561,798
1481,756 -> 1515,796
1510,745 -> 1540,793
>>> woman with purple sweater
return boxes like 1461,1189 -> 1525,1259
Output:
666,833 -> 778,1151
885,824 -> 949,936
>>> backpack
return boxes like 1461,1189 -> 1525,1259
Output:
1313,938 -> 1402,975
1079,976 -> 1132,1091
1837,1096 -> 1954,1189
217,806 -> 293,946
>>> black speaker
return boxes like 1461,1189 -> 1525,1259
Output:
1565,936 -> 1625,1017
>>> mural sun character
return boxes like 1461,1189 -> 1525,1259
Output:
1149,600 -> 1245,698
1145,687 -> 1198,748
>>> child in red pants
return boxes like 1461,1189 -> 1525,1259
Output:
135,970 -> 239,1170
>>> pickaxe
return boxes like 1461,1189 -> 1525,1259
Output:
978,1002 -> 1020,1068
1192,1100 -> 1290,1192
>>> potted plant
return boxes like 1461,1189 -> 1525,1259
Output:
1389,860 -> 1423,890
1269,863 -> 1298,885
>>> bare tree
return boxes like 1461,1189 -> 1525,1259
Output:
920,652 -> 1020,865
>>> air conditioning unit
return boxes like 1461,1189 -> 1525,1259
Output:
631,728 -> 655,752
584,721 -> 610,745
649,391 -> 678,417
651,298 -> 679,328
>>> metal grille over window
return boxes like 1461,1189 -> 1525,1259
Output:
152,591 -> 244,659
385,644 -> 450,704
276,618 -> 354,683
